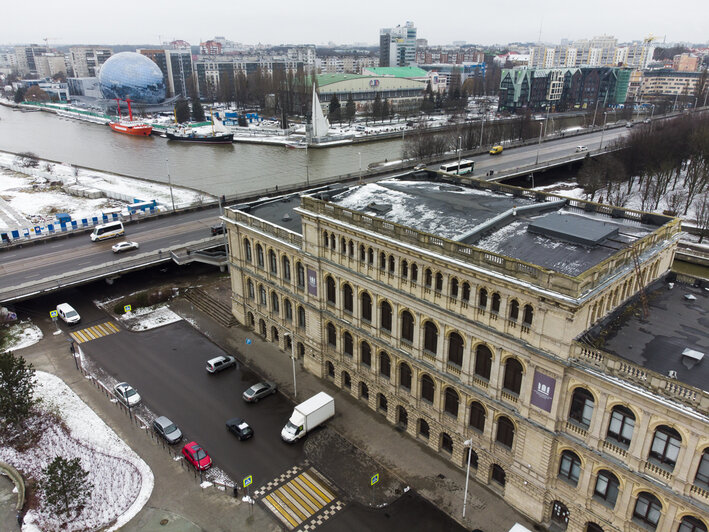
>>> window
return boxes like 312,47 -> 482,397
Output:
411,264 -> 418,282
380,301 -> 392,332
424,268 -> 432,287
247,279 -> 255,299
379,351 -> 391,379
441,433 -> 453,454
360,341 -> 371,367
593,470 -> 619,507
326,276 -> 336,305
330,233 -> 336,250
360,382 -> 369,400
444,387 -> 459,417
607,405 -> 635,447
297,262 -> 305,288
259,319 -> 266,336
478,288 -> 488,308
284,299 -> 293,321
399,363 -> 412,390
361,292 -> 372,322
586,524 -> 604,532
469,402 -> 486,432
368,247 -> 374,265
259,285 -> 267,306
397,406 -> 408,429
340,237 -> 346,255
633,492 -> 662,529
256,244 -> 264,268
271,292 -> 279,313
348,240 -> 354,257
569,388 -> 595,428
462,282 -> 471,301
450,278 -> 459,298
343,284 -> 353,313
509,300 -> 519,321
678,516 -> 708,532
282,256 -> 291,281
424,321 -> 438,354
298,342 -> 305,358
466,448 -> 479,469
418,419 -> 430,439
523,304 -> 534,326
269,250 -> 277,274
244,238 -> 252,262
247,312 -> 255,327
496,416 -> 514,448
491,292 -> 501,313
421,374 -> 435,403
491,464 -> 506,486
694,449 -> 709,489
378,393 -> 388,413
649,426 -> 681,469
558,450 -> 581,486
502,358 -> 523,395
297,305 -> 306,328
401,310 -> 414,343
388,255 -> 395,273
327,322 -> 336,347
435,272 -> 443,291
342,371 -> 351,389
401,259 -> 408,278
343,332 -> 353,356
359,244 -> 366,262
448,332 -> 464,367
474,345 -> 492,380
322,230 -> 329,247
326,361 -> 334,377
379,251 -> 386,270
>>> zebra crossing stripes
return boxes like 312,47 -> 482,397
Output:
69,321 -> 120,344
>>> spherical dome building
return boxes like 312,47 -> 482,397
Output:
98,52 -> 166,104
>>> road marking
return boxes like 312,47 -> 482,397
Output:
70,321 -> 120,344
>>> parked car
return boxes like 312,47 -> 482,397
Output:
210,223 -> 225,236
242,381 -> 277,403
575,146 -> 588,152
153,416 -> 182,444
56,303 -> 81,324
112,241 -> 140,253
625,121 -> 634,128
413,163 -> 426,171
181,441 -> 212,470
114,382 -> 141,407
489,145 -> 504,155
226,417 -> 254,440
206,355 -> 237,374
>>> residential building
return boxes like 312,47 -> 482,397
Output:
379,22 -> 417,67
69,46 -> 113,78
35,53 -> 68,79
224,174 -> 708,532
673,54 -> 700,72
200,40 -> 223,56
639,70 -> 702,98
528,37 -> 654,70
14,45 -> 48,76
138,49 -> 194,98
67,77 -> 102,98
416,47 -> 484,65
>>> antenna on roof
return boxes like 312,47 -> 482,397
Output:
538,17 -> 543,43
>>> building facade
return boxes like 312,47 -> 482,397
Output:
639,70 -> 702,98
223,176 -> 708,532
69,46 -> 113,78
14,45 -> 48,76
379,22 -> 417,67
529,37 -> 655,70
316,73 -> 425,112
672,54 -> 700,72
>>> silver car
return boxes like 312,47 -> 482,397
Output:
206,355 -> 237,373
153,416 -> 182,444
242,381 -> 277,403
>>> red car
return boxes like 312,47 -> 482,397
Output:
181,441 -> 212,471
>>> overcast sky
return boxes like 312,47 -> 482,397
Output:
4,0 -> 708,47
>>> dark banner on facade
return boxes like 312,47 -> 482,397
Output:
307,267 -> 317,296
530,369 -> 556,412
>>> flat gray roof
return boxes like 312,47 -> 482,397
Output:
240,195 -> 303,234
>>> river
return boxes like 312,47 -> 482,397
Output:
0,104 -> 405,196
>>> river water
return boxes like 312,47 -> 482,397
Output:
0,105 -> 405,196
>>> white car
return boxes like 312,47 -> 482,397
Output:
114,382 -> 141,407
112,241 -> 139,253
575,146 -> 588,152
56,303 -> 81,324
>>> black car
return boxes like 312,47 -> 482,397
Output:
210,223 -> 225,236
226,417 -> 254,440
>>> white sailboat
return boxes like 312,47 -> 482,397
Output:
310,83 -> 330,141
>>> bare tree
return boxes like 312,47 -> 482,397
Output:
694,192 -> 709,243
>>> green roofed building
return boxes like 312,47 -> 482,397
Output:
361,66 -> 429,80
316,73 -> 425,113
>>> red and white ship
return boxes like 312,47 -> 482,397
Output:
109,98 -> 152,136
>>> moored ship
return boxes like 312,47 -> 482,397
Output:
109,98 -> 152,136
165,113 -> 233,144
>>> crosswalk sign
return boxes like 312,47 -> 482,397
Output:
371,473 -> 379,486
243,475 -> 253,488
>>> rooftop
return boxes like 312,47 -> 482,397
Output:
363,66 -> 429,78
316,73 -> 370,86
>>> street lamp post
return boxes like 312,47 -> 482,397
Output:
649,105 -> 655,132
358,152 -> 362,184
457,136 -> 462,174
534,122 -> 543,165
284,333 -> 298,400
479,118 -> 485,147
462,439 -> 473,518
592,98 -> 601,128
599,112 -> 608,150
165,157 -> 176,212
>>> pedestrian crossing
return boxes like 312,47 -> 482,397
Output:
69,321 -> 120,344
259,466 -> 342,530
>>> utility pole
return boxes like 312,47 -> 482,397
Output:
534,122 -> 543,165
165,157 -> 176,212
457,136 -> 462,174
599,112 -> 608,150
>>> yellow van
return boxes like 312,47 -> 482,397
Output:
489,145 -> 503,155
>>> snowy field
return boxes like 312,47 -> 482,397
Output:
0,321 -> 43,353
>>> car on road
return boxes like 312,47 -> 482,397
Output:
644,118 -> 651,124
625,121 -> 634,128
575,146 -> 588,152
153,416 -> 183,444
489,145 -> 504,155
210,223 -> 225,236
112,241 -> 140,253
56,303 -> 81,324
114,382 -> 141,407
206,355 -> 237,373
181,441 -> 212,470
242,381 -> 277,403
226,417 -> 254,440
413,163 -> 426,171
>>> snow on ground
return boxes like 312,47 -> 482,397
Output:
118,305 -> 183,331
0,371 -> 153,532
1,321 -> 43,353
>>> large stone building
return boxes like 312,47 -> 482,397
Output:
223,173 -> 709,532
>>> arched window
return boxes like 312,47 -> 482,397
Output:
632,492 -> 662,529
284,299 -> 293,321
607,405 -> 635,447
496,416 -> 515,448
444,387 -> 459,417
360,341 -> 371,367
523,304 -> 534,326
466,448 -> 479,469
509,300 -> 519,321
450,278 -> 459,298
297,305 -> 306,328
435,272 -> 443,291
491,292 -> 501,313
401,259 -> 409,278
411,263 -> 418,282
380,301 -> 392,332
558,450 -> 582,486
348,240 -> 354,257
474,345 -> 492,380
397,406 -> 408,429
379,251 -> 386,270
694,449 -> 709,489
491,464 -> 506,486
343,284 -> 353,313
478,288 -> 488,308
379,351 -> 391,379
259,285 -> 267,306
271,291 -> 280,313
421,374 -> 435,404
462,282 -> 471,301
593,469 -> 619,507
399,363 -> 412,390
551,501 -> 570,530
679,516 -> 708,532
243,238 -> 252,262
327,322 -> 336,347
340,236 -> 346,255
256,244 -> 264,268
330,233 -> 336,250
569,388 -> 595,428
326,276 -> 336,304
269,250 -> 277,274
360,382 -> 369,400
441,433 -> 453,454
361,292 -> 372,322
326,361 -> 334,377
342,371 -> 351,389
359,244 -> 366,262
378,393 -> 388,413
586,523 -> 604,532
282,256 -> 291,281
388,255 -> 395,273
424,268 -> 433,287
343,332 -> 353,356
297,262 -> 305,288
401,310 -> 414,343
469,401 -> 486,432
502,358 -> 523,395
367,247 -> 374,264
259,319 -> 266,336
418,419 -> 430,439
448,332 -> 464,367
247,279 -> 255,299
649,425 -> 682,470
424,321 -> 438,354
322,230 -> 329,247
247,312 -> 255,327
298,342 -> 305,358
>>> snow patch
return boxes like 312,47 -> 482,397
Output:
118,305 -> 183,331
1,321 -> 43,352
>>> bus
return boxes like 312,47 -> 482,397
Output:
90,221 -> 124,242
439,159 -> 475,175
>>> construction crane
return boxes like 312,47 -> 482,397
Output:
43,37 -> 58,51
643,34 -> 657,45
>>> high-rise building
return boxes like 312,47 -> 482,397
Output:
528,36 -> 654,70
35,53 -> 67,79
14,45 -> 48,76
379,22 -> 417,67
70,46 -> 113,78
138,48 -> 193,98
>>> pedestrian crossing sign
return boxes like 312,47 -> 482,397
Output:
371,473 -> 379,486
243,475 -> 252,488
50,310 -> 58,318
124,305 -> 132,313
246,338 -> 252,345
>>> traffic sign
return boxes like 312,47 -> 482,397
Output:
49,310 -> 58,318
371,473 -> 379,486
243,475 -> 252,488
245,338 -> 252,345
124,305 -> 132,313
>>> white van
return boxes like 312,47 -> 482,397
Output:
91,221 -> 124,242
56,303 -> 81,324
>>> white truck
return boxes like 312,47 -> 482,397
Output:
281,392 -> 335,442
